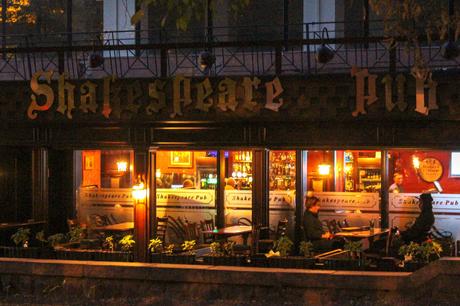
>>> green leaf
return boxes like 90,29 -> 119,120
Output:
130,10 -> 144,25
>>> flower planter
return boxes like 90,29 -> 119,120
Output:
161,254 -> 195,264
92,251 -> 133,262
323,257 -> 362,270
0,246 -> 41,259
150,253 -> 162,263
403,261 -> 425,272
268,256 -> 316,269
203,255 -> 247,266
249,255 -> 269,267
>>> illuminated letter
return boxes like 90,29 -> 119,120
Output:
217,78 -> 237,111
351,66 -> 378,116
411,68 -> 438,116
171,75 -> 191,118
27,70 -> 54,120
146,80 -> 166,114
79,81 -> 98,113
383,74 -> 407,112
265,77 -> 284,112
242,77 -> 260,111
126,81 -> 142,114
57,73 -> 76,119
195,78 -> 213,112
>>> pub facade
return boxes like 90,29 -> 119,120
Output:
1,1 -> 460,262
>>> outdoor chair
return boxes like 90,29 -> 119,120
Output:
200,218 -> 215,244
184,222 -> 200,242
155,216 -> 169,243
257,219 -> 288,253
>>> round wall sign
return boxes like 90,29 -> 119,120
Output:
419,157 -> 443,182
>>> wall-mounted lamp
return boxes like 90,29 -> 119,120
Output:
318,164 -> 331,176
117,161 -> 127,173
412,156 -> 420,170
132,175 -> 146,202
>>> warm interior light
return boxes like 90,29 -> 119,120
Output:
117,161 -> 127,173
132,182 -> 146,201
155,169 -> 161,178
318,164 -> 331,175
412,156 -> 420,170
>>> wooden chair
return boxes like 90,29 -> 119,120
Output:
200,218 -> 215,244
155,216 -> 169,243
184,222 -> 200,241
237,217 -> 252,226
257,219 -> 288,253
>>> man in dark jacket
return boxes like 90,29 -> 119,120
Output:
303,196 -> 343,251
400,193 -> 435,244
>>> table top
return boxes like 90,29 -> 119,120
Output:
94,222 -> 134,232
202,225 -> 252,236
334,228 -> 389,239
0,221 -> 45,230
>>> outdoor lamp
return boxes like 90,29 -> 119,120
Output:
441,41 -> 459,60
132,177 -> 146,202
316,28 -> 334,64
199,51 -> 215,70
89,52 -> 104,68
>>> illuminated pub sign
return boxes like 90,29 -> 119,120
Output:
26,66 -> 443,121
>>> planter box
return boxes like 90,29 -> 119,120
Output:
322,257 -> 362,270
403,261 -> 426,272
92,251 -> 133,262
249,255 -> 269,267
150,253 -> 162,263
268,256 -> 316,269
0,246 -> 41,259
203,255 -> 247,266
161,254 -> 195,264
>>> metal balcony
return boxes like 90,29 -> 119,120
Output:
0,21 -> 458,80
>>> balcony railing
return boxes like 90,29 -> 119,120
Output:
0,21 -> 458,80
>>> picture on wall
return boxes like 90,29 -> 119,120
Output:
170,151 -> 193,167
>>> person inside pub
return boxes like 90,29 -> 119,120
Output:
303,196 -> 344,252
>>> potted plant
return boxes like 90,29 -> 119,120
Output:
1,227 -> 39,258
267,235 -> 297,268
297,241 -> 316,269
35,230 -> 55,259
399,240 -> 442,271
344,240 -> 363,260
162,240 -> 196,264
148,237 -> 163,263
118,234 -> 135,262
203,241 -> 247,266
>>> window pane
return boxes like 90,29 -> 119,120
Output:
269,150 -> 296,240
155,150 -> 217,245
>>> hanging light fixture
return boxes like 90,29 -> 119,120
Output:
316,27 -> 334,64
199,51 -> 215,70
318,164 -> 331,175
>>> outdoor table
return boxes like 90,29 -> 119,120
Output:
202,225 -> 252,245
94,222 -> 134,233
334,227 -> 390,248
0,221 -> 46,230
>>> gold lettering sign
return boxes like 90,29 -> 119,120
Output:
264,77 -> 284,112
57,73 -> 76,119
217,78 -> 237,111
27,70 -> 55,119
79,81 -> 98,113
195,78 -> 213,112
412,67 -> 438,116
419,157 -> 443,182
382,74 -> 407,112
102,75 -> 116,119
242,76 -> 260,111
146,80 -> 166,114
351,66 -> 378,116
171,75 -> 192,118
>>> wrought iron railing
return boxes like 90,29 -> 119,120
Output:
0,21 -> 458,80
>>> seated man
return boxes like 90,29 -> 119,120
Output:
303,196 -> 343,252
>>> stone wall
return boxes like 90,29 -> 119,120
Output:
0,258 -> 459,305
